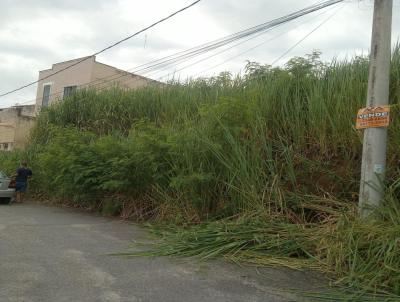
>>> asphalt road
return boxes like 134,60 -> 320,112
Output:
0,203 -> 325,302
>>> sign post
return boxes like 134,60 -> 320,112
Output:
358,0 -> 393,218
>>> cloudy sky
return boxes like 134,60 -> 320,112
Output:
0,0 -> 399,107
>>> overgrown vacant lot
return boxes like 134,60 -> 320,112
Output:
2,48 -> 400,300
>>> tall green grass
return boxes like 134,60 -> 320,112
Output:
2,48 -> 400,297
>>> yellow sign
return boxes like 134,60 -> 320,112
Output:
356,106 -> 390,129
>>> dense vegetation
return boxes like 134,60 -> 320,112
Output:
1,48 -> 400,299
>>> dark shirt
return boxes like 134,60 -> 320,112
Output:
16,167 -> 32,183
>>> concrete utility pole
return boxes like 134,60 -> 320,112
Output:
359,0 -> 393,217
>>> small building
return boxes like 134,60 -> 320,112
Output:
0,105 -> 36,151
0,57 -> 157,150
35,56 -> 157,109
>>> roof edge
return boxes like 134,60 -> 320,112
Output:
40,56 -> 95,73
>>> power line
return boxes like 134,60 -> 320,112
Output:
77,0 -> 345,91
153,2 -> 344,80
192,3 -> 338,77
0,0 -> 202,98
96,2 -> 346,102
127,0 -> 345,75
270,3 -> 346,66
188,2 -> 345,78
12,0 -> 344,106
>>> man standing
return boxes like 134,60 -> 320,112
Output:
14,161 -> 32,203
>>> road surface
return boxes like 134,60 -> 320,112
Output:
0,202 -> 326,302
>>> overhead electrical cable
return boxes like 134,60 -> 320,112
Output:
192,3 -> 338,77
117,0 -> 345,75
11,0 -> 344,105
0,0 -> 202,98
80,0 -> 345,91
270,3 -> 346,66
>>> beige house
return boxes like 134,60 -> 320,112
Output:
36,56 -> 156,109
0,57 -> 155,150
0,105 -> 36,151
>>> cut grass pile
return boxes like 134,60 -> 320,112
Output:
128,195 -> 400,300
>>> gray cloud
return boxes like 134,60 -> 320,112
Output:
0,0 -> 399,107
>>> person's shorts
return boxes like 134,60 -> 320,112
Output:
15,182 -> 27,193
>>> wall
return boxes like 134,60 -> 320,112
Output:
14,117 -> 35,149
0,124 -> 15,151
34,56 -> 160,113
19,105 -> 36,118
0,107 -> 16,124
0,105 -> 36,150
35,56 -> 95,110
91,62 -> 155,91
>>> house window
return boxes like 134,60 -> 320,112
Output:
63,86 -> 77,98
1,142 -> 14,151
42,84 -> 52,107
